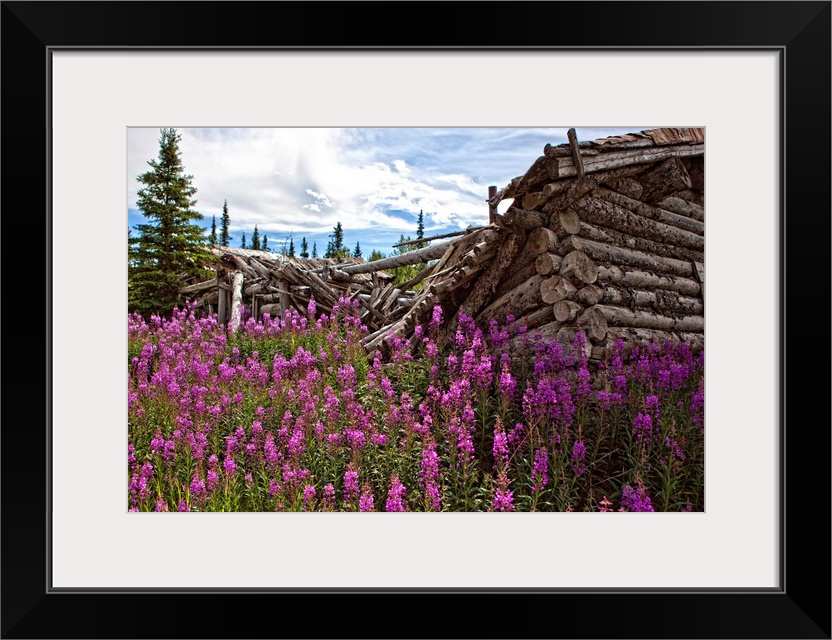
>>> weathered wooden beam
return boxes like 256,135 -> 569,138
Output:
229,271 -> 244,333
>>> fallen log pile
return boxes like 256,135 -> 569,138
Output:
180,127 -> 704,363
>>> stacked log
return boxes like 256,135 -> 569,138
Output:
491,127 -> 705,361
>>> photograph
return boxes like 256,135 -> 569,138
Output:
127,126 -> 705,513
2,0 -> 828,636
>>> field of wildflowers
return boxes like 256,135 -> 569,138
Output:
128,299 -> 704,512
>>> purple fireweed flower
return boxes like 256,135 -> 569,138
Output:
492,420 -> 509,469
598,497 -> 613,512
343,469 -> 360,503
429,305 -> 443,332
322,484 -> 336,511
190,474 -> 206,496
222,456 -> 237,476
177,500 -> 190,512
155,498 -> 169,512
420,439 -> 442,511
633,413 -> 653,443
245,473 -> 254,487
620,484 -> 655,512
359,485 -> 375,512
532,448 -> 549,491
150,432 -> 165,455
385,475 -> 408,512
493,472 -> 514,512
127,443 -> 136,468
571,441 -> 587,477
206,468 -> 220,492
302,484 -> 317,510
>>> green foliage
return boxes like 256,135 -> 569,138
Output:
300,237 -> 309,258
220,199 -> 231,246
312,241 -> 318,258
388,234 -> 427,289
368,249 -> 385,262
288,238 -> 295,258
325,222 -> 351,259
416,209 -> 425,241
128,128 -> 213,317
251,226 -> 261,251
209,215 -> 217,245
240,232 -> 247,249
262,235 -> 269,251
353,241 -> 362,258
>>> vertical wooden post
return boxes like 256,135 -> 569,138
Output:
218,283 -> 227,325
278,279 -> 289,318
567,128 -> 585,178
488,185 -> 497,224
229,271 -> 244,333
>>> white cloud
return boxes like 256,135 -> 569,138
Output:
127,126 -> 640,251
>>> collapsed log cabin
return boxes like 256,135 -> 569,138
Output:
180,127 -> 704,363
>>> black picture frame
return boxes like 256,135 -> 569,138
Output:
2,2 -> 829,638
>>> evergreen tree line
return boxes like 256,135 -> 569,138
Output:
128,127 -> 434,316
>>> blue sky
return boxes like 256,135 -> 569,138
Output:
128,127 -> 639,258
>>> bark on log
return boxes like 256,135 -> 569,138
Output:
566,127 -> 586,177
218,285 -> 228,325
591,285 -> 703,315
491,236 -> 539,297
503,207 -> 547,230
605,176 -> 643,200
655,197 -> 704,222
574,195 -> 704,250
229,271 -> 244,333
577,220 -> 704,263
576,237 -> 695,278
595,264 -> 701,296
457,232 -> 525,319
554,299 -> 582,322
540,275 -> 578,304
592,187 -> 704,236
559,250 -> 598,284
515,155 -> 560,194
535,253 -> 563,276
476,274 -> 544,324
463,246 -> 498,267
513,305 -> 554,331
577,306 -> 609,344
668,189 -> 704,207
603,327 -> 704,352
340,239 -> 453,274
548,143 -> 704,179
637,157 -> 692,204
178,279 -> 216,295
594,304 -> 704,332
543,175 -> 598,212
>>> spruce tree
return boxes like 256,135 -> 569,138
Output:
262,235 -> 269,251
325,222 -> 346,258
368,249 -> 385,262
220,199 -> 232,246
251,226 -> 261,250
240,232 -> 247,249
353,241 -> 362,258
128,128 -> 212,317
417,209 -> 425,240
288,238 -> 295,258
300,237 -> 309,258
312,241 -> 318,258
209,215 -> 217,245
